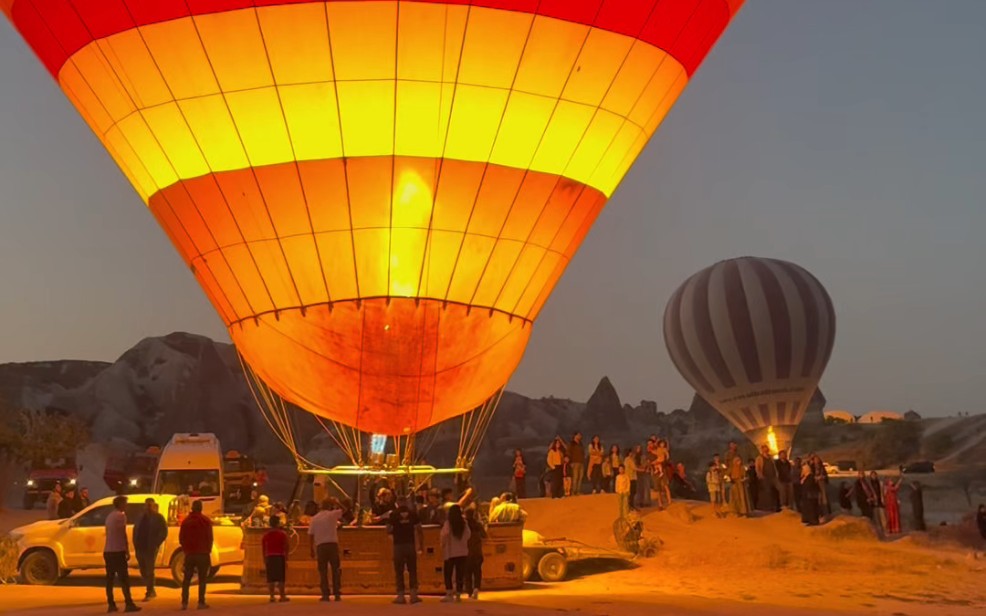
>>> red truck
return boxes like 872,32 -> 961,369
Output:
23,457 -> 78,510
103,447 -> 161,494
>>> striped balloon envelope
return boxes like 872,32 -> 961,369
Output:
663,257 -> 836,454
3,0 -> 743,436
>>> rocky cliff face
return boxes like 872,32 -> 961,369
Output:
0,333 -> 826,477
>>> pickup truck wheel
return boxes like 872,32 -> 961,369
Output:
170,551 -> 186,585
536,552 -> 568,583
20,550 -> 59,585
521,552 -> 534,581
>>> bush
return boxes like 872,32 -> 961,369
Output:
0,535 -> 17,584
922,432 -> 953,459
861,421 -> 923,469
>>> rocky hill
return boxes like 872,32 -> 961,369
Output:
0,332 -> 827,475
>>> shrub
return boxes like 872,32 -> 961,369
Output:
0,535 -> 17,584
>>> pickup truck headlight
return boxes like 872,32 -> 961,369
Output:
129,478 -> 139,487
26,479 -> 35,487
68,478 -> 77,486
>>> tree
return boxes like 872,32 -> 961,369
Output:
861,420 -> 923,469
0,404 -> 90,510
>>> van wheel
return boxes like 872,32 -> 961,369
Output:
20,550 -> 59,585
536,552 -> 568,583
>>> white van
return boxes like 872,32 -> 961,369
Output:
153,433 -> 224,517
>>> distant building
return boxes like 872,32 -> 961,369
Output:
858,410 -> 904,424
903,410 -> 922,421
823,410 -> 856,424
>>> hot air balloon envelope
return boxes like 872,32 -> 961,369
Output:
4,0 -> 743,435
664,257 -> 836,454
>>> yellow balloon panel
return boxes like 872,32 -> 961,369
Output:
55,3 -> 687,201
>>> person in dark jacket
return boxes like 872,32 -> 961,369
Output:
134,498 -> 168,601
463,506 -> 486,600
853,471 -> 873,519
178,500 -> 214,610
799,464 -> 820,525
910,482 -> 926,531
58,487 -> 80,518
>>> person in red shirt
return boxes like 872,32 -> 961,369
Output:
178,500 -> 214,610
262,517 -> 290,603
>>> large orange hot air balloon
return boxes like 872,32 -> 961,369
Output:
4,0 -> 743,438
664,257 -> 836,454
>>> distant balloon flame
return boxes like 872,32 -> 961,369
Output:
766,426 -> 779,457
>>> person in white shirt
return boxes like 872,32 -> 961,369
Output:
308,499 -> 344,602
615,466 -> 631,519
104,495 -> 140,613
439,505 -> 471,603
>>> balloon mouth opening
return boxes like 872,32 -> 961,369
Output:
766,426 -> 779,458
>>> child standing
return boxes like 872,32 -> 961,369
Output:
615,466 -> 631,519
706,461 -> 725,518
262,516 -> 290,603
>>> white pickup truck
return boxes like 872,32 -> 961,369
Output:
10,494 -> 243,585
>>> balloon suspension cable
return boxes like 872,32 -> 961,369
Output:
240,351 -> 503,481
458,388 -> 504,471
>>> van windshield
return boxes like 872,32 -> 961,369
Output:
155,470 -> 221,497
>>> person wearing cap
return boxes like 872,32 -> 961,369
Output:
134,498 -> 168,601
488,493 -> 527,524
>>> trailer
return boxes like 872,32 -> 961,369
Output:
521,530 -> 636,583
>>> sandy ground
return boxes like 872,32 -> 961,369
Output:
3,494 -> 986,615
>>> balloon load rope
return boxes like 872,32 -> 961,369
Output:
238,349 -> 504,489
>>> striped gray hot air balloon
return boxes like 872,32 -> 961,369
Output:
663,257 -> 836,454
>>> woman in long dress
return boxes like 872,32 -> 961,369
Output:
800,464 -> 820,525
884,473 -> 905,535
587,436 -> 605,494
727,455 -> 750,516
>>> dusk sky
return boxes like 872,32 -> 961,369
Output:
2,1 -> 985,417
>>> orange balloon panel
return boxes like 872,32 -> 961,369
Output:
233,298 -> 529,434
4,0 -> 743,434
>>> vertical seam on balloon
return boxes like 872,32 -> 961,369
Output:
41,0 -> 243,323
387,2 -> 401,301
181,1 -> 302,317
488,0 -> 661,318
454,4 -> 543,309
772,259 -> 818,380
112,1 -> 264,323
581,0 -> 702,190
442,5 -> 490,301
432,4 -> 476,305
249,2 -> 334,310
321,3 -> 360,302
411,4 -> 450,300
501,1 -> 671,316
666,283 -> 714,394
62,0 -> 246,324
487,3 -> 606,312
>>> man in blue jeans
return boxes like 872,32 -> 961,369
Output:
389,494 -> 425,604
104,495 -> 141,613
308,499 -> 343,601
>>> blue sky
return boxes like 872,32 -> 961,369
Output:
2,1 -> 985,416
